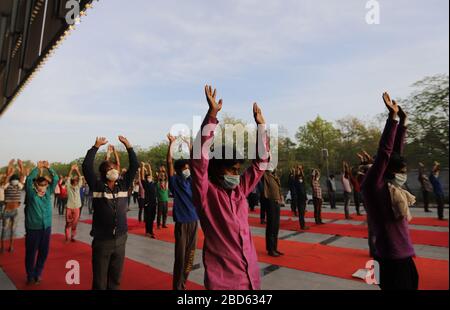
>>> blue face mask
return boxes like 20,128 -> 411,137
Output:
222,175 -> 240,190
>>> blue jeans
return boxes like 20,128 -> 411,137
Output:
25,227 -> 51,280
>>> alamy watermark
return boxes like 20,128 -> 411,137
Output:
169,116 -> 279,171
366,0 -> 381,25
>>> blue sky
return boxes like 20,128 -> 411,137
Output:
0,0 -> 448,165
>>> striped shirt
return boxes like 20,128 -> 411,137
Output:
4,183 -> 23,203
311,178 -> 322,199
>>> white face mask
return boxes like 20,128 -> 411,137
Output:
393,173 -> 408,187
182,169 -> 191,179
106,169 -> 120,182
222,175 -> 240,190
10,180 -> 20,186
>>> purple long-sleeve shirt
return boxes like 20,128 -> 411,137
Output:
361,118 -> 415,260
190,114 -> 269,290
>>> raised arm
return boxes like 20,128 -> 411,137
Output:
44,161 -> 59,193
167,134 -> 176,177
362,92 -> 399,188
190,85 -> 222,207
118,136 -> 138,189
240,103 -> 270,197
26,164 -> 41,193
393,105 -> 407,155
82,137 -> 108,188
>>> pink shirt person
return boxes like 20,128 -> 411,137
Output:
190,115 -> 269,290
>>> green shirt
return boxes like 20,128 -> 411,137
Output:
156,182 -> 169,202
25,167 -> 59,230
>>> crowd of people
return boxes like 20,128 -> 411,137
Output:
0,87 -> 447,291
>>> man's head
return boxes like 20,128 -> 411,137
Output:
34,176 -> 49,197
208,145 -> 245,190
386,152 -> 407,178
329,174 -> 335,180
10,174 -> 20,186
71,176 -> 80,186
174,159 -> 190,179
99,161 -> 119,182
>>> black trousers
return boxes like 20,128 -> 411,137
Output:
92,234 -> 127,290
354,191 -> 362,214
260,197 -> 267,222
263,198 -> 280,252
422,190 -> 430,212
313,197 -> 323,224
328,191 -> 336,209
138,198 -> 145,222
436,194 -> 445,220
290,191 -> 297,213
343,192 -> 351,219
376,256 -> 419,290
297,198 -> 307,229
144,203 -> 157,235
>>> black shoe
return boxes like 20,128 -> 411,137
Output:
34,277 -> 41,285
301,226 -> 310,230
261,220 -> 266,224
26,277 -> 35,285
275,251 -> 284,256
268,251 -> 280,257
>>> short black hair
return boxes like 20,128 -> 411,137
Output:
35,176 -> 49,185
329,174 -> 335,179
174,159 -> 189,175
10,174 -> 19,181
387,152 -> 407,173
99,160 -> 115,181
208,145 -> 245,184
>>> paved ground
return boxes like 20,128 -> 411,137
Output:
0,199 -> 448,290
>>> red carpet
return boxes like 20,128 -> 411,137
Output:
81,218 -> 448,290
248,208 -> 449,227
247,217 -> 449,248
0,234 -> 204,290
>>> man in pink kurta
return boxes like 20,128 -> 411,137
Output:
190,88 -> 269,290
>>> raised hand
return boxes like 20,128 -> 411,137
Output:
118,136 -> 132,149
398,104 -> 407,125
95,137 -> 108,149
167,133 -> 176,144
253,103 -> 266,125
205,85 -> 223,118
382,92 -> 399,117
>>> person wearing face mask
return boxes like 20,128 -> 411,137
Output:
429,162 -> 445,221
156,166 -> 170,229
288,168 -> 298,216
261,169 -> 284,257
294,165 -> 309,230
326,174 -> 337,210
341,162 -> 353,219
139,162 -> 157,238
311,169 -> 324,225
65,164 -> 83,243
82,135 -> 138,290
1,159 -> 25,254
57,177 -> 68,216
418,162 -> 433,213
190,85 -> 269,290
361,92 -> 418,290
24,161 -> 59,285
167,134 -> 199,290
